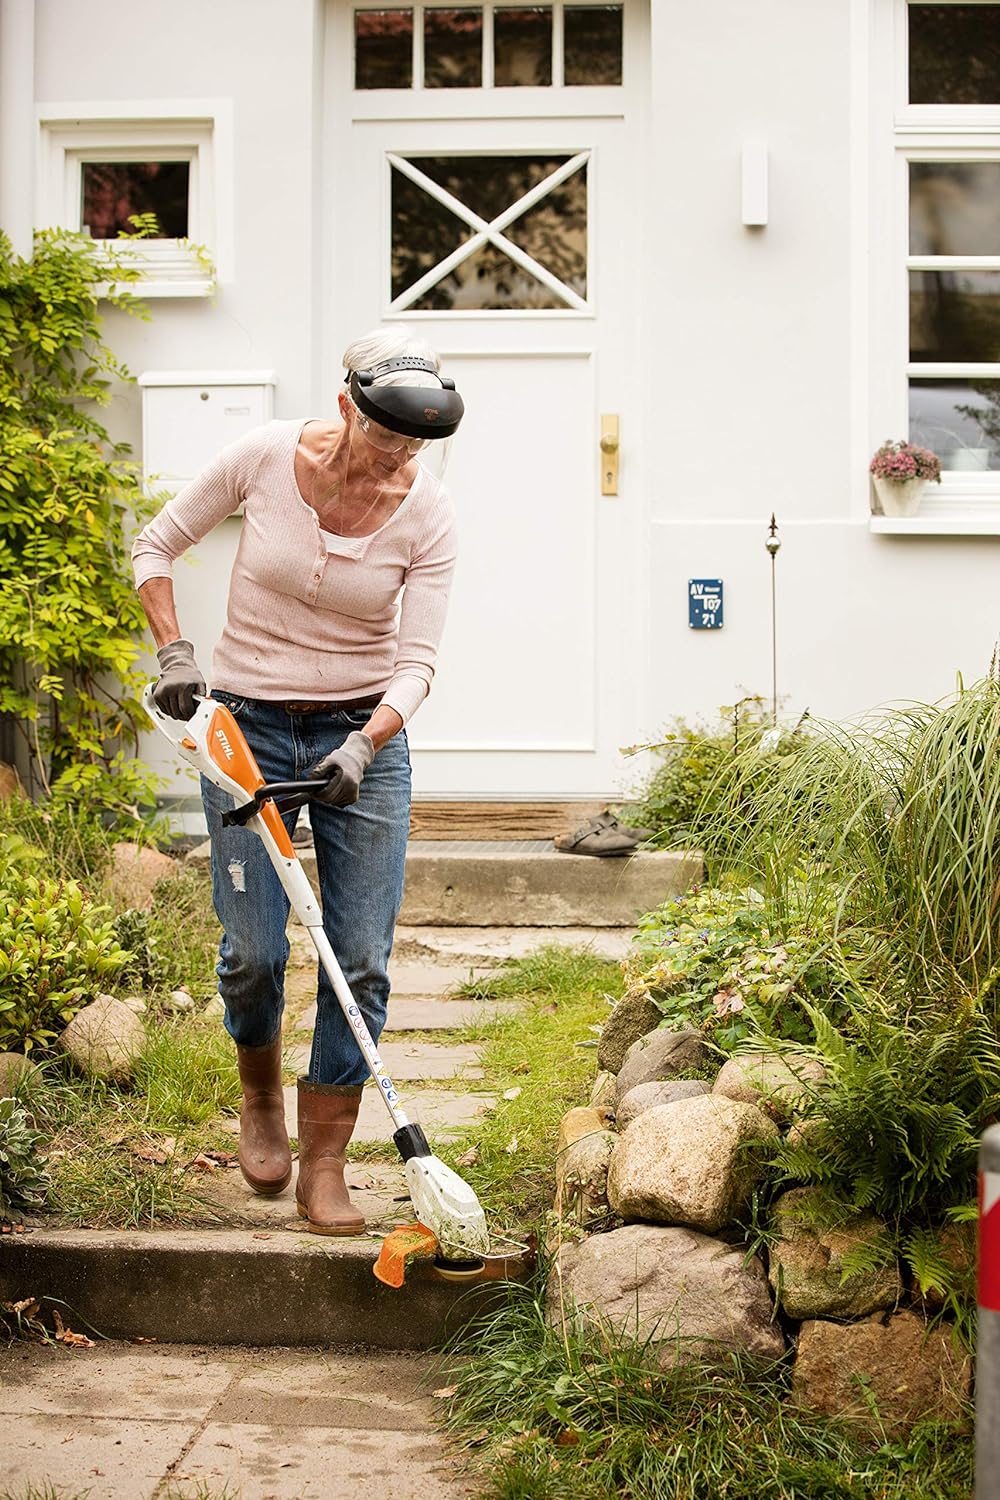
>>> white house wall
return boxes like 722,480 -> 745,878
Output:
20,0 -> 1000,806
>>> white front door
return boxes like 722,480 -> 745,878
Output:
324,1 -> 647,798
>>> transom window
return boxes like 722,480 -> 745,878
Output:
355,3 -> 622,89
389,152 -> 588,311
908,3 -> 1000,104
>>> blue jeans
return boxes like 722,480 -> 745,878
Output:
200,692 -> 411,1086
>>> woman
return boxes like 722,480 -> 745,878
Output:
132,329 -> 462,1235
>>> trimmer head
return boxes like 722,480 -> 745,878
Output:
404,1154 -> 490,1261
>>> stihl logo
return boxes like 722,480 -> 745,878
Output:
214,727 -> 235,761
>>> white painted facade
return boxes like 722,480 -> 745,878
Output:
10,0 -> 1000,814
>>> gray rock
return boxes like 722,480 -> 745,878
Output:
555,1130 -> 617,1228
792,1312 -> 971,1435
616,1078 -> 711,1131
614,1028 -> 706,1104
713,1052 -> 826,1122
58,993 -> 146,1082
167,989 -> 195,1013
108,841 -> 181,912
120,996 -> 147,1015
597,988 -> 663,1073
0,1052 -> 40,1096
607,1094 -> 779,1232
768,1188 -> 901,1319
589,1070 -> 617,1110
551,1223 -> 784,1366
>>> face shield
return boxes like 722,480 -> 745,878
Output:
347,357 -> 465,442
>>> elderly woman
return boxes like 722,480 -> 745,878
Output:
132,329 -> 461,1235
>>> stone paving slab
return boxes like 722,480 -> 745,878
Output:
275,1085 -> 496,1144
395,923 -> 635,962
288,1040 -> 484,1083
0,1344 -> 466,1498
287,996 -> 521,1034
196,1159 -> 408,1231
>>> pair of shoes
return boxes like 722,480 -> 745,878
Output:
553,809 -> 654,858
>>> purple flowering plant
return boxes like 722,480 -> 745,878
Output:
870,439 -> 942,484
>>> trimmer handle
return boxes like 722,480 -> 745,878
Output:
221,779 -> 329,827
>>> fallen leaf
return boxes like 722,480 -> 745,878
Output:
189,1154 -> 219,1172
502,1087 -> 522,1101
512,1063 -> 530,1075
505,1136 -> 519,1155
432,1385 -> 459,1399
52,1308 -> 65,1337
202,1149 -> 238,1166
252,1232 -> 272,1240
132,1137 -> 176,1165
556,1429 -> 580,1446
61,1330 -> 96,1349
455,1147 -> 479,1167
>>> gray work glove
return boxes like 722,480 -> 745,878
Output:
308,732 -> 375,808
152,638 -> 206,721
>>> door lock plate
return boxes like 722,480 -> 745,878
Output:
600,415 -> 619,495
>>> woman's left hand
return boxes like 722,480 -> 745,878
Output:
308,732 -> 376,807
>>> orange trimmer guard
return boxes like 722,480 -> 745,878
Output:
373,1223 -> 440,1288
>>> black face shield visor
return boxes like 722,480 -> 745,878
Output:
347,357 -> 465,441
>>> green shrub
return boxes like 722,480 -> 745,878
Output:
0,1096 -> 49,1218
0,870 -> 131,1051
625,885 -> 845,1051
625,697 -> 810,856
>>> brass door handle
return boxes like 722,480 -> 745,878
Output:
601,415 -> 619,495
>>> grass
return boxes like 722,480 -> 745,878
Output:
14,1013 -> 244,1228
443,1276 -> 974,1500
424,945 -> 622,1231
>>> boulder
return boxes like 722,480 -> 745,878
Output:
792,1311 -> 971,1435
768,1188 -> 902,1319
607,1095 -> 778,1232
58,993 -> 146,1082
551,1223 -> 784,1366
108,842 -> 181,911
597,987 -> 663,1073
555,1130 -> 617,1228
616,1078 -> 711,1131
589,1071 -> 617,1110
558,1106 -> 614,1154
712,1052 -> 826,1122
614,1029 -> 707,1104
0,1052 -> 40,1096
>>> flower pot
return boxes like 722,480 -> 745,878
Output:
872,476 -> 926,518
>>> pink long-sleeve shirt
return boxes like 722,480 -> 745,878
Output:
131,419 -> 457,724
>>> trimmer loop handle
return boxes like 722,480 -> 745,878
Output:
221,779 -> 329,827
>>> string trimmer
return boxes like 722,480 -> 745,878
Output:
144,686 -> 495,1285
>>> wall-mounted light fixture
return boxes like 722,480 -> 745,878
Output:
741,141 -> 768,227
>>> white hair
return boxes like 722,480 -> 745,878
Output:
341,326 -> 442,389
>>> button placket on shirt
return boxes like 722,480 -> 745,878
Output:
307,548 -> 325,603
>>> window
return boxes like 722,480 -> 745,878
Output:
882,3 -> 1000,524
36,105 -> 231,297
354,2 -> 623,89
389,152 -> 588,311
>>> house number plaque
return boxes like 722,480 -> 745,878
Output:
688,579 -> 724,630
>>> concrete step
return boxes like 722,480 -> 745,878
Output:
188,839 -> 701,926
0,1228 -> 526,1350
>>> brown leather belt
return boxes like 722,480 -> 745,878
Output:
281,695 -> 383,715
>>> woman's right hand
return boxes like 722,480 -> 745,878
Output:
152,639 -> 206,720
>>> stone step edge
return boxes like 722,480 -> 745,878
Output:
0,1228 -> 527,1351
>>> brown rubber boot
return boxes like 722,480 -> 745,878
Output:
236,1038 -> 292,1195
295,1077 -> 366,1236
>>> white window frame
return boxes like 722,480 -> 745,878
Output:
35,100 -> 234,297
873,0 -> 1000,532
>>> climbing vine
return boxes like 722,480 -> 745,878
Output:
0,225 -> 161,817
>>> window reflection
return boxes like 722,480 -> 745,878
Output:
910,379 -> 1000,470
355,9 -> 413,89
494,7 -> 552,86
564,5 -> 623,85
424,8 -> 483,87
910,271 -> 1000,364
909,4 -> 1000,105
81,161 -> 189,239
910,163 -> 1000,257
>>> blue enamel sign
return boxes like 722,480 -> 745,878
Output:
689,579 -> 724,630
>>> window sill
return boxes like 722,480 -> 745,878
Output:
870,515 -> 1000,536
870,479 -> 1000,535
94,241 -> 214,300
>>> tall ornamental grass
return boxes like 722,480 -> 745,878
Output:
693,678 -> 1000,996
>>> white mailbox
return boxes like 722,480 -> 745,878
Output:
138,370 -> 276,495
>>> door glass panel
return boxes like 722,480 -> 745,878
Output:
390,154 -> 587,309
909,5 -> 1000,104
403,154 -> 571,221
355,9 -> 413,88
410,243 -> 567,309
910,271 -> 1000,362
505,167 -> 587,294
391,167 -> 475,300
910,378 -> 1000,469
494,7 -> 552,86
80,161 -> 189,239
424,8 -> 483,87
910,163 -> 1000,256
564,5 -> 623,85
